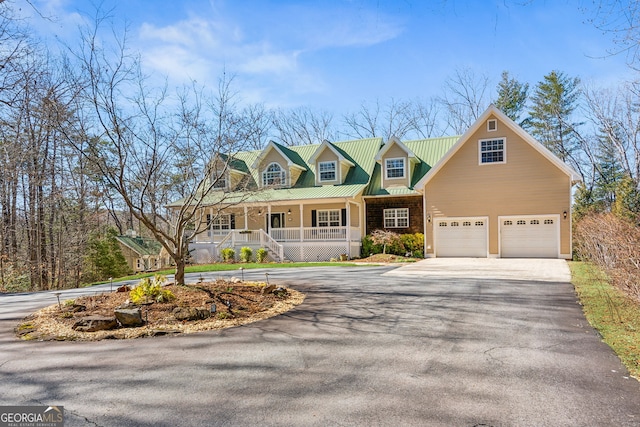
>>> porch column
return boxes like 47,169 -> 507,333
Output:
209,207 -> 214,243
299,203 -> 303,242
243,206 -> 248,230
346,201 -> 351,256
267,205 -> 272,236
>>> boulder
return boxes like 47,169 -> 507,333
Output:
115,307 -> 144,327
273,287 -> 288,297
72,316 -> 118,332
116,285 -> 131,293
261,284 -> 276,295
172,307 -> 211,321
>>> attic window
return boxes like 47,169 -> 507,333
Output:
213,175 -> 227,189
479,138 -> 506,164
318,161 -> 336,182
262,162 -> 286,187
487,119 -> 497,132
385,158 -> 405,179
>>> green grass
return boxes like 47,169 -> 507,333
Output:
570,261 -> 640,379
86,261 -> 366,287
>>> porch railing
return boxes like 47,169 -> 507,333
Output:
216,229 -> 284,261
270,226 -> 361,242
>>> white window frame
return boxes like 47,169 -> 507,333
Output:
487,119 -> 497,132
385,157 -> 406,179
211,214 -> 231,231
479,137 -> 506,165
318,161 -> 337,182
383,208 -> 409,228
318,209 -> 341,227
262,162 -> 287,187
213,174 -> 227,189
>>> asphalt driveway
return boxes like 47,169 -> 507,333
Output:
0,259 -> 639,426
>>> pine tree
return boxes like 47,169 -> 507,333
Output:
527,71 -> 582,168
495,71 -> 529,125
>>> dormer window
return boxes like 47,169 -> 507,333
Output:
263,162 -> 286,187
385,158 -> 405,179
213,175 -> 227,189
318,161 -> 336,182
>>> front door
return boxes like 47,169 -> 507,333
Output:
266,213 -> 285,232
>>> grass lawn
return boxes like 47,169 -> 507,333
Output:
570,261 -> 640,379
88,261 -> 364,286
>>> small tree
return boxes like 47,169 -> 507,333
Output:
369,230 -> 403,255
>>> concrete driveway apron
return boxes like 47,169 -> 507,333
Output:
0,260 -> 638,426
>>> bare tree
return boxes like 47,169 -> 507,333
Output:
438,67 -> 490,135
342,98 -> 416,140
272,106 -> 336,146
587,0 -> 640,68
70,14 -> 258,285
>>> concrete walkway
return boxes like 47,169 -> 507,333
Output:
0,261 -> 638,426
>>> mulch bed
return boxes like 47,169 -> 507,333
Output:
15,280 -> 304,341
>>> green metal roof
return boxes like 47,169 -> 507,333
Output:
364,136 -> 459,196
116,236 -> 163,256
168,137 -> 384,207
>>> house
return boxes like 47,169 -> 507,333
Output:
116,232 -> 169,272
171,105 -> 580,262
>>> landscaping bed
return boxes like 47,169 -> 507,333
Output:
15,279 -> 304,341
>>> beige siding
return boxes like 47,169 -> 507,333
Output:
381,144 -> 410,188
424,114 -> 572,257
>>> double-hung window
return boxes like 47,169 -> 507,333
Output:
479,138 -> 506,164
317,209 -> 341,227
384,208 -> 409,228
385,158 -> 405,179
211,214 -> 231,231
318,161 -> 336,182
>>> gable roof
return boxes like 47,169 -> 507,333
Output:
374,136 -> 418,163
251,140 -> 308,171
308,140 -> 356,167
116,236 -> 163,257
364,136 -> 459,196
415,105 -> 582,190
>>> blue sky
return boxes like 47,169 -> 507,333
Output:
18,0 -> 631,114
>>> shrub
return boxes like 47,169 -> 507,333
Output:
370,230 -> 404,255
362,232 -> 425,257
400,233 -> 424,255
220,248 -> 235,262
574,212 -> 640,299
240,247 -> 253,263
130,274 -> 175,304
361,234 -> 383,257
256,248 -> 268,263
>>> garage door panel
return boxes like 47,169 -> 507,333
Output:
435,218 -> 487,257
501,217 -> 558,258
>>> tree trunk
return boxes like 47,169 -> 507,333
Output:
174,258 -> 186,286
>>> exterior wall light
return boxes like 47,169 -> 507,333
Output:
563,211 -> 567,220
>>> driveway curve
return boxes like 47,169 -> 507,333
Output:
1,259 -> 639,426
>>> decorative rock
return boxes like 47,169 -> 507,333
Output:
67,304 -> 86,313
115,307 -> 144,327
72,316 -> 118,332
273,287 -> 288,297
116,285 -> 131,293
262,284 -> 276,294
172,307 -> 211,321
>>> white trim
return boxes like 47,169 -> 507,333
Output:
375,136 -> 418,163
251,140 -> 307,171
487,119 -> 497,132
383,207 -> 409,228
262,162 -> 287,187
415,105 -> 582,190
384,157 -> 406,180
478,137 -> 507,165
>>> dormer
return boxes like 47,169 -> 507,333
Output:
374,136 -> 419,188
308,140 -> 355,186
210,155 -> 249,191
251,141 -> 307,188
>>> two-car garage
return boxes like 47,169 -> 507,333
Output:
434,215 -> 560,258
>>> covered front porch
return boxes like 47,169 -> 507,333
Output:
189,199 -> 363,263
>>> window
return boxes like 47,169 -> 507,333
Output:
262,163 -> 286,187
212,214 -> 231,231
479,138 -> 506,164
475,221 -> 484,226
451,221 -> 459,226
487,119 -> 497,132
384,208 -> 409,228
318,161 -> 336,182
544,219 -> 554,224
213,175 -> 227,189
503,220 -> 512,226
438,222 -> 447,227
530,219 -> 540,225
516,220 -> 526,225
385,158 -> 405,179
318,209 -> 340,227
463,221 -> 471,226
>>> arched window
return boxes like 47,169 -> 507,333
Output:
262,163 -> 286,187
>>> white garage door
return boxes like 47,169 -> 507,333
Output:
500,216 -> 559,258
435,217 -> 488,257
